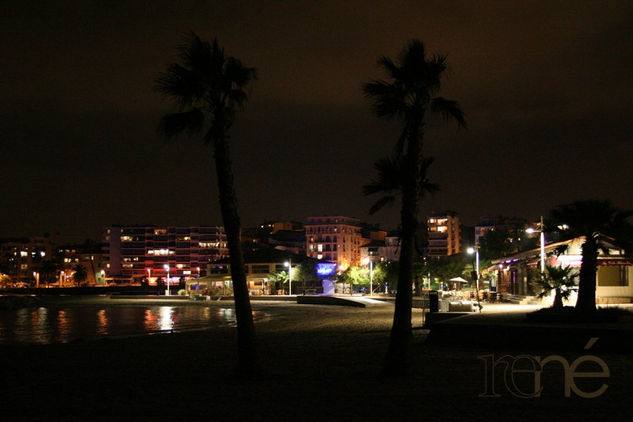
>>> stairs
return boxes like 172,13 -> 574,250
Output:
519,295 -> 542,305
504,294 -> 542,305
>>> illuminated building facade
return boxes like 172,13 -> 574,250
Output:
305,216 -> 366,269
492,235 -> 633,302
104,225 -> 227,283
0,236 -> 54,285
360,235 -> 400,263
427,212 -> 462,256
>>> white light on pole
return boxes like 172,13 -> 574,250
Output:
467,246 -> 479,280
526,216 -> 546,273
467,245 -> 482,313
163,264 -> 170,296
284,260 -> 292,295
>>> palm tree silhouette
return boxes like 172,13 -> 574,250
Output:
364,155 -> 438,215
532,265 -> 578,309
363,39 -> 465,375
550,199 -> 632,313
155,33 -> 257,374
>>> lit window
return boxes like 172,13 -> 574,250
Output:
317,244 -> 323,252
20,251 -> 27,257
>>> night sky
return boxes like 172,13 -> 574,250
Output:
2,1 -> 632,242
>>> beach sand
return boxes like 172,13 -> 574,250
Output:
1,300 -> 630,421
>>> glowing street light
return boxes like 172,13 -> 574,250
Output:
362,257 -> 373,296
466,246 -> 480,280
163,264 -> 170,296
284,260 -> 292,295
467,245 -> 482,313
526,216 -> 546,273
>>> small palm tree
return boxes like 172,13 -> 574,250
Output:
531,265 -> 578,309
39,260 -> 59,287
363,39 -> 465,375
156,33 -> 257,374
550,200 -> 632,313
72,264 -> 88,287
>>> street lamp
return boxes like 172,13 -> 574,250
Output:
163,264 -> 170,296
362,257 -> 373,296
467,245 -> 482,313
466,246 -> 480,280
284,260 -> 292,295
526,216 -> 546,273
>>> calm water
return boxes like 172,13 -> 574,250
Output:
0,306 -> 258,344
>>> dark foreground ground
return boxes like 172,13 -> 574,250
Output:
1,301 -> 631,421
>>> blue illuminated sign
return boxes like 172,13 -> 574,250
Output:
316,263 -> 336,276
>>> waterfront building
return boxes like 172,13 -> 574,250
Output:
491,235 -> 633,303
0,235 -> 54,285
104,225 -> 227,283
305,216 -> 367,269
188,247 -> 324,295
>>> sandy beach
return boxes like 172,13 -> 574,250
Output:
1,299 -> 631,421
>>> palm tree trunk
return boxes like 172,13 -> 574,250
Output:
213,133 -> 257,375
382,122 -> 422,376
553,289 -> 563,308
576,238 -> 598,313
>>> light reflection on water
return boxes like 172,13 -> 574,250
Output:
0,306 -> 262,345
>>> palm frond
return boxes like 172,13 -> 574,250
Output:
362,80 -> 405,120
369,195 -> 396,215
377,56 -> 401,80
431,97 -> 467,129
155,63 -> 206,109
363,156 -> 401,196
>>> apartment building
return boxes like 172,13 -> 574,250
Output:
475,216 -> 526,246
360,235 -> 400,263
104,225 -> 227,283
0,236 -> 54,284
305,216 -> 366,269
427,212 -> 462,256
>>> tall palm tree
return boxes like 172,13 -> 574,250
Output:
550,199 -> 632,313
363,40 -> 465,375
155,33 -> 257,374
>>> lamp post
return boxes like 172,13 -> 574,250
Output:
526,216 -> 546,273
284,260 -> 292,295
467,246 -> 482,313
362,257 -> 374,296
163,264 -> 170,296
